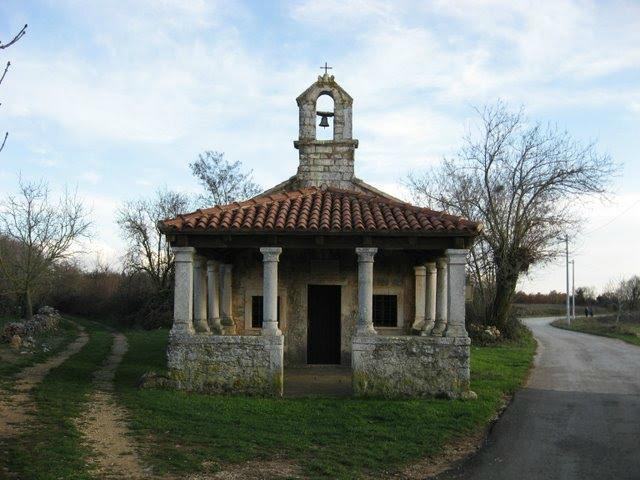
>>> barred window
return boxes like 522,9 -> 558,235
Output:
251,296 -> 281,328
373,295 -> 398,327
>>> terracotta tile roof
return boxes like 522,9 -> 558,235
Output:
161,186 -> 481,236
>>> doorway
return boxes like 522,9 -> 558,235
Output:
307,285 -> 341,364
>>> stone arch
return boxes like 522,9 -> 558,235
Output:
296,75 -> 353,141
315,93 -> 335,140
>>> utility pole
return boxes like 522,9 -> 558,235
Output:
565,235 -> 570,326
571,259 -> 576,320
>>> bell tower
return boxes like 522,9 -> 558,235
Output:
294,72 -> 359,189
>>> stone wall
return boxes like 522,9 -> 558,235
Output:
294,139 -> 359,189
351,335 -> 470,398
167,332 -> 283,395
231,249 -> 416,366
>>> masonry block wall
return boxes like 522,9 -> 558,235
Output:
352,335 -> 471,398
167,333 -> 284,395
295,140 -> 359,190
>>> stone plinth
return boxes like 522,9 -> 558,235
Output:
351,335 -> 470,398
168,333 -> 284,396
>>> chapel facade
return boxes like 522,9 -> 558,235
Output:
160,73 -> 482,397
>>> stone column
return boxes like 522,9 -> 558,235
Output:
411,265 -> 426,332
422,262 -> 437,335
206,260 -> 223,334
171,246 -> 195,335
431,257 -> 448,336
445,249 -> 469,338
220,264 -> 236,334
193,256 -> 210,333
355,247 -> 377,336
260,247 -> 282,336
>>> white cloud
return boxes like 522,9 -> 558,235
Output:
79,171 -> 101,184
1,0 -> 638,293
519,192 -> 640,294
289,0 -> 396,26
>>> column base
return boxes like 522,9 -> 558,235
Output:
444,326 -> 468,338
194,318 -> 210,333
411,316 -> 425,332
355,324 -> 377,336
261,327 -> 282,336
208,317 -> 223,334
420,319 -> 435,336
170,321 -> 194,336
431,319 -> 446,336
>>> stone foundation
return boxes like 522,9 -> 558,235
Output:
351,335 -> 470,398
167,333 -> 284,396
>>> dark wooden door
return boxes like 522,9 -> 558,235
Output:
307,285 -> 341,364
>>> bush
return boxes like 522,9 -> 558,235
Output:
43,262 -> 173,329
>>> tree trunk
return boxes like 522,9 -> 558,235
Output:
490,270 -> 518,331
23,288 -> 33,320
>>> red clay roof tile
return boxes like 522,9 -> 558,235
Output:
161,186 -> 481,236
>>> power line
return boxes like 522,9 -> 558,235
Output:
581,198 -> 640,237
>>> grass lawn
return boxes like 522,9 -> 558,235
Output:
0,316 -> 80,387
552,316 -> 640,347
5,318 -> 113,480
513,303 -> 570,317
115,329 -> 536,479
513,303 -> 613,319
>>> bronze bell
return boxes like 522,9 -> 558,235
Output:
316,110 -> 334,128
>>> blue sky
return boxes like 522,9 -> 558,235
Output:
1,0 -> 639,293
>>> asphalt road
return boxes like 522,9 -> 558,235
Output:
438,317 -> 640,480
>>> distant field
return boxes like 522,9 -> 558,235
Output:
513,303 -> 568,317
512,303 -> 611,318
552,315 -> 640,347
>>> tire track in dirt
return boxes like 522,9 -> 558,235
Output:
77,332 -> 151,479
0,324 -> 89,438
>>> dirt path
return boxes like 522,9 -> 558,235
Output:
77,332 -> 151,479
0,324 -> 89,438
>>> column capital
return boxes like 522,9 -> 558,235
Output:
172,246 -> 195,262
206,259 -> 218,270
355,247 -> 377,262
425,261 -> 437,273
436,256 -> 448,269
445,249 -> 469,265
414,265 -> 426,275
260,247 -> 282,262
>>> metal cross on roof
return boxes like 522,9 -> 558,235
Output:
320,62 -> 332,75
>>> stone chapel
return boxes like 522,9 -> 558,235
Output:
160,73 -> 482,397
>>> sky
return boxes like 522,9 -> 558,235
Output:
0,0 -> 639,294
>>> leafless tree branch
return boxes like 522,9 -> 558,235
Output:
0,176 -> 92,319
190,151 -> 262,207
406,100 -> 618,332
117,188 -> 191,291
0,61 -> 10,87
0,24 -> 27,50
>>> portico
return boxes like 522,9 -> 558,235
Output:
160,73 -> 481,397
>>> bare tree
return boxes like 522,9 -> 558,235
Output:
406,101 -> 617,333
0,24 -> 28,153
0,177 -> 91,319
117,188 -> 190,291
190,151 -> 261,207
616,276 -> 640,312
